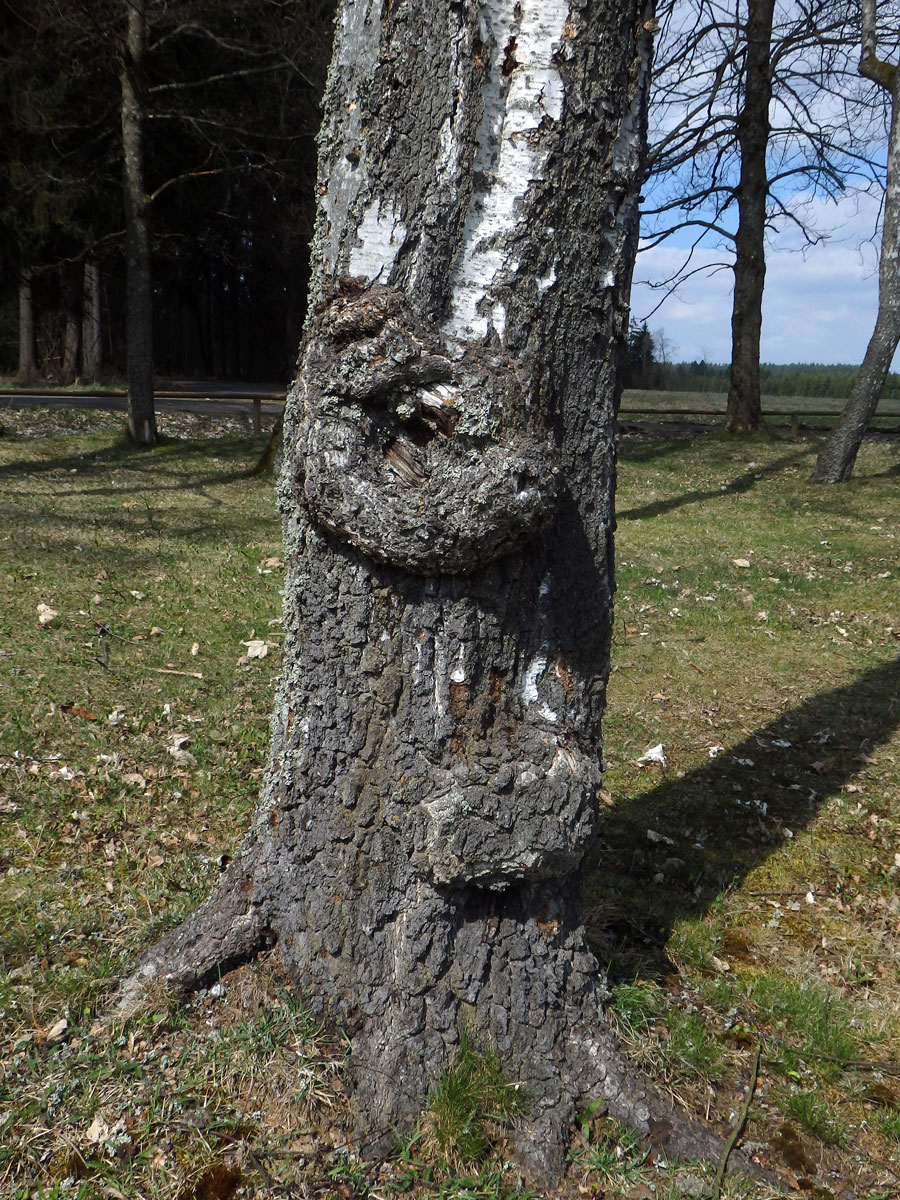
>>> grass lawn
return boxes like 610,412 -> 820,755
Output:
621,389 -> 900,429
1,406 -> 898,1199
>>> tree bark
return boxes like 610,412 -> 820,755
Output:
61,266 -> 81,384
17,269 -> 38,384
81,257 -> 103,381
725,0 -> 775,435
120,0 -> 157,445
120,1 -> 768,1186
812,5 -> 899,481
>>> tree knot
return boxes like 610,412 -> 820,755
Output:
296,283 -> 559,574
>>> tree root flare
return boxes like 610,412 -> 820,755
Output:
112,854 -> 271,1020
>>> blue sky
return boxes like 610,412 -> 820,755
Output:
631,181 -> 895,369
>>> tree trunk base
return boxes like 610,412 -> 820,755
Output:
116,864 -> 774,1189
249,413 -> 283,476
723,412 -> 769,437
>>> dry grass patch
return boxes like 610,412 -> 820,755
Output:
2,414 -> 899,1198
592,427 -> 900,1198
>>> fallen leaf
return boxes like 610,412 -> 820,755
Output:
191,642 -> 199,656
732,558 -> 751,569
122,772 -> 147,788
240,639 -> 268,660
129,590 -> 146,600
168,745 -> 198,768
86,1114 -> 109,1143
45,1017 -> 68,1045
646,829 -> 675,846
636,743 -> 666,767
149,626 -> 163,637
62,704 -> 98,721
37,603 -> 59,625
108,708 -> 127,726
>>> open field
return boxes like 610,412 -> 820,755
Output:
1,406 -> 898,1199
621,390 -> 900,430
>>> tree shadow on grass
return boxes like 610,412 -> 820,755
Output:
616,429 -> 718,467
616,448 -> 812,523
0,433 -> 264,488
586,653 -> 900,983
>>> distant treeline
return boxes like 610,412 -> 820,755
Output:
623,322 -> 900,400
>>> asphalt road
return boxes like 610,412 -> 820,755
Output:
0,385 -> 285,421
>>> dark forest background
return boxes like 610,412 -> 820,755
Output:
1,0 -> 335,383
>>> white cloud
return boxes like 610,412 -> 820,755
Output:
632,189 -> 897,367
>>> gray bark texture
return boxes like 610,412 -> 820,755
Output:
725,0 -> 774,435
812,4 -> 899,481
120,0 -> 157,445
120,0 -> 769,1186
17,269 -> 38,384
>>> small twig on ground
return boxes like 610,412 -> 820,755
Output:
814,1055 -> 900,1075
713,1044 -> 761,1200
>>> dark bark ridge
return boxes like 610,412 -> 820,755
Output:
118,1 -> 772,1186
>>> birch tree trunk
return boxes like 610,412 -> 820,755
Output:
120,0 -> 157,445
81,257 -> 103,381
812,2 -> 899,482
17,269 -> 38,385
121,0 -> 767,1184
725,0 -> 774,435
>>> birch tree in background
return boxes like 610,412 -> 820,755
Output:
812,0 -> 900,480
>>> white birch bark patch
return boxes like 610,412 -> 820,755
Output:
348,199 -> 408,280
444,0 -> 569,343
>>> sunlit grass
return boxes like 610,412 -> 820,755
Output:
2,411 -> 899,1197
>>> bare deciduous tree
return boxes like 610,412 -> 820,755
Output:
120,0 -> 156,442
812,0 -> 900,480
641,0 -> 887,432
